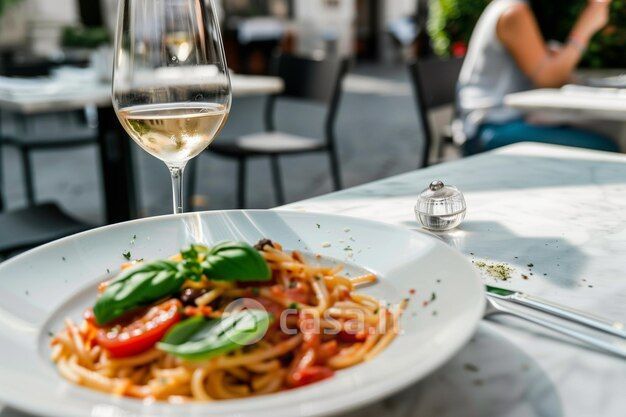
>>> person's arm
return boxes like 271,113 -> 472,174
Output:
496,0 -> 612,88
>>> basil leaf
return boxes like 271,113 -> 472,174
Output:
159,315 -> 207,344
202,241 -> 271,282
93,241 -> 268,325
94,260 -> 185,325
157,309 -> 271,361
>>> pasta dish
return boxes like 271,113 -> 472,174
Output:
50,240 -> 404,402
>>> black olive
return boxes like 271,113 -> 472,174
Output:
180,288 -> 208,306
254,239 -> 275,251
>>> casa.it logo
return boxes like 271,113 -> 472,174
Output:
222,298 -> 269,346
222,298 -> 395,347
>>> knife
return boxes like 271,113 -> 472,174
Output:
486,285 -> 626,339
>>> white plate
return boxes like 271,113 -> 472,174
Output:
0,210 -> 484,417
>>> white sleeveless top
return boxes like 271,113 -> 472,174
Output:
457,0 -> 533,139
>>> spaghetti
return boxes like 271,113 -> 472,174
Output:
51,240 -> 404,402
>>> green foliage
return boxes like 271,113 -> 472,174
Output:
584,0 -> 626,68
427,0 -> 489,58
427,0 -> 626,68
0,0 -> 23,17
61,26 -> 111,49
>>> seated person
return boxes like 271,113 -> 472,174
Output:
457,0 -> 618,154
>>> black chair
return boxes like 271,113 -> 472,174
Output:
190,54 -> 350,208
0,44 -> 98,207
0,142 -> 91,259
0,111 -> 98,206
408,57 -> 463,167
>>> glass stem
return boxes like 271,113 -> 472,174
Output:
169,165 -> 186,214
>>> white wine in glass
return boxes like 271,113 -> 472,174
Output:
112,0 -> 231,214
117,103 -> 228,166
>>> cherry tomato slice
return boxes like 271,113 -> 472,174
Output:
317,340 -> 339,363
290,366 -> 334,388
337,330 -> 367,343
287,320 -> 323,387
96,299 -> 181,358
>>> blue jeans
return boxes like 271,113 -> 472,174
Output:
464,119 -> 619,155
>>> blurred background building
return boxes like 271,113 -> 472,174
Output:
0,0 -> 423,68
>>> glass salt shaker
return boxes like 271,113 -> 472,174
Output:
415,180 -> 466,231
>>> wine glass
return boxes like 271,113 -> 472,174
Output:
112,0 -> 231,214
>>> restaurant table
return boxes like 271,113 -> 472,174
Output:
0,74 -> 284,224
505,87 -> 626,151
505,87 -> 626,122
0,74 -> 284,114
2,142 -> 626,417
280,142 -> 626,417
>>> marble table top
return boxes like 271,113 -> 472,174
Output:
505,87 -> 626,121
0,74 -> 284,114
280,142 -> 626,417
2,142 -> 625,417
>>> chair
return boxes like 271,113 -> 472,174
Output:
0,48 -> 90,78
0,42 -> 98,207
0,142 -> 91,259
408,57 -> 463,167
190,54 -> 350,208
0,110 -> 98,206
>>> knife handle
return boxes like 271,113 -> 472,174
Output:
509,293 -> 626,339
487,299 -> 626,359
